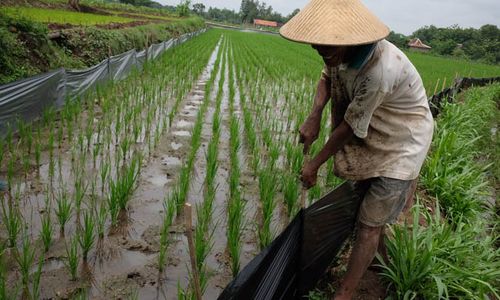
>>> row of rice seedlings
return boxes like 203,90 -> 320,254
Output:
229,35 -> 288,249
197,38 -> 229,287
226,44 -> 245,277
168,36 -> 225,215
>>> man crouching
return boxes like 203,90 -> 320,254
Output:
280,0 -> 434,299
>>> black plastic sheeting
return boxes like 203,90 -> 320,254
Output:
428,76 -> 500,117
219,181 -> 367,300
0,30 -> 205,137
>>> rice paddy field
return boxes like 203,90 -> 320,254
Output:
0,28 -> 499,299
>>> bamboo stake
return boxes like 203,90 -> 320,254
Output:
433,78 -> 441,95
184,203 -> 202,300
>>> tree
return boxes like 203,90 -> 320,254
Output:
177,0 -> 191,17
387,31 -> 408,49
286,8 -> 300,21
192,3 -> 205,15
239,0 -> 258,23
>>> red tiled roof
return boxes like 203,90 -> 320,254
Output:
408,38 -> 432,49
253,19 -> 278,27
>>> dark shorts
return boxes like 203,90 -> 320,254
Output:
353,177 -> 412,227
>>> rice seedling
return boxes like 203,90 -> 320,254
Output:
65,235 -> 79,281
30,255 -> 44,300
120,137 -> 130,165
158,199 -> 175,273
108,154 -> 141,225
74,176 -> 88,219
40,212 -> 53,252
57,123 -> 64,150
78,210 -> 95,262
1,196 -> 21,248
281,174 -> 299,218
258,167 -> 277,249
55,189 -> 72,237
92,141 -> 101,169
7,156 -> 16,192
95,201 -> 107,239
34,140 -> 41,173
100,160 -> 110,195
15,231 -> 35,293
0,244 -> 18,299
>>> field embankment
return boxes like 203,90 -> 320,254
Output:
0,1 -> 205,84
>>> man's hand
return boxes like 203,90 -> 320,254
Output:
300,161 -> 319,189
299,115 -> 321,154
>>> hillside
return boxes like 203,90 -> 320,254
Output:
0,0 -> 205,84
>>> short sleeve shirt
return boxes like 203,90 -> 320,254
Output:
323,40 -> 434,181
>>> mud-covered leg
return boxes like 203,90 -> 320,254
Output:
333,223 -> 383,300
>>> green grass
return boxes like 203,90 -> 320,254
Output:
1,7 -> 135,25
405,51 -> 500,93
421,84 -> 499,222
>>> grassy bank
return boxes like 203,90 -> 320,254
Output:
0,9 -> 204,84
380,84 -> 500,298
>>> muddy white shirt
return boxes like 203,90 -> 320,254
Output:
323,40 -> 434,181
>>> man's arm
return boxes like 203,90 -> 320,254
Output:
301,120 -> 353,188
299,74 -> 331,154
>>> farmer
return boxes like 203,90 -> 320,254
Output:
280,0 -> 434,299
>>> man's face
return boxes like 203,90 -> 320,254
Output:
312,44 -> 347,67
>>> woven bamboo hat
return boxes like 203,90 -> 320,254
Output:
280,0 -> 390,46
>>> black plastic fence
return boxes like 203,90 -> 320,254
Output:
219,182 -> 366,300
428,76 -> 500,117
0,29 -> 206,137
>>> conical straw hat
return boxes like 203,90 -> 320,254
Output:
280,0 -> 390,46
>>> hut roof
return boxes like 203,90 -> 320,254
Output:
408,38 -> 432,49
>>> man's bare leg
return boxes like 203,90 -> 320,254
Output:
402,178 -> 418,214
333,223 -> 383,300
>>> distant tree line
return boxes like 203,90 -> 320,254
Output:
191,0 -> 299,25
388,24 -> 499,64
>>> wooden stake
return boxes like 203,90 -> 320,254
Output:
184,203 -> 203,300
433,78 -> 441,95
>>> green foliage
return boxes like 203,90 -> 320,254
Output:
412,24 -> 500,64
176,0 -> 191,17
380,204 -> 500,299
421,84 -> 499,222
